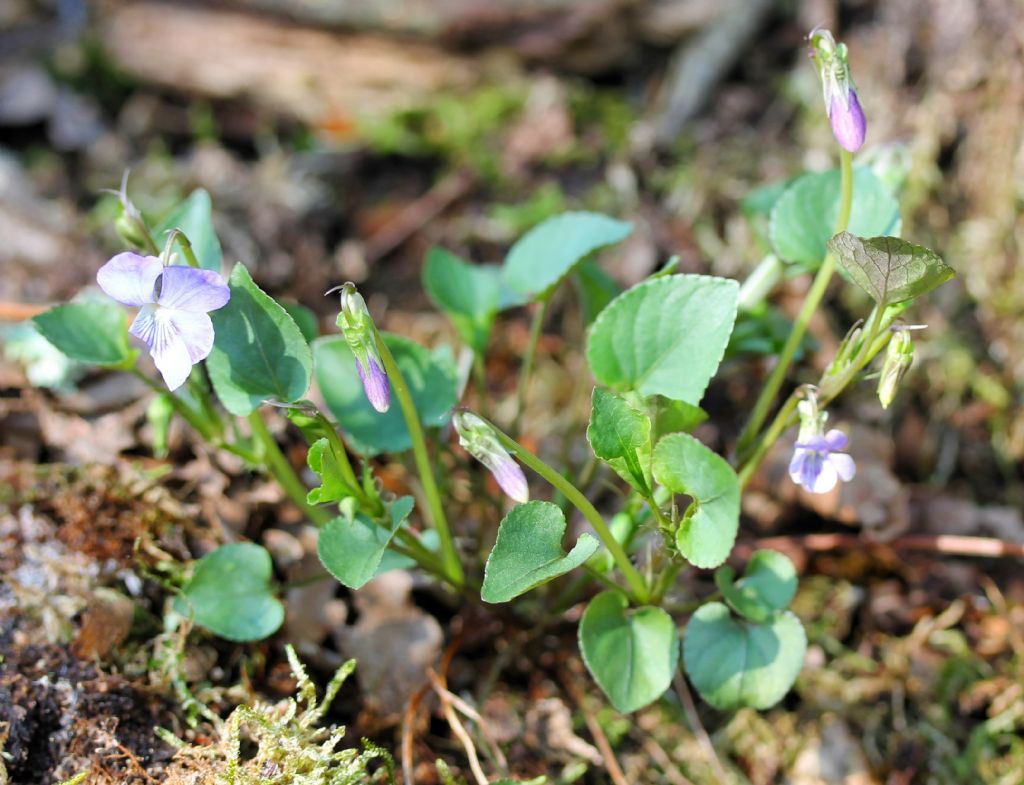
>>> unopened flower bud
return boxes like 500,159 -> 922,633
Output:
809,28 -> 866,153
877,328 -> 914,409
331,282 -> 391,413
453,410 -> 529,503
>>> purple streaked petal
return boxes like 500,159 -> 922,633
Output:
807,457 -> 838,494
166,309 -> 215,364
828,452 -> 856,482
788,448 -> 809,486
356,355 -> 390,413
829,89 -> 866,153
156,266 -> 230,313
483,453 -> 529,503
130,305 -> 195,390
795,435 -> 830,452
823,429 -> 849,451
96,252 -> 162,306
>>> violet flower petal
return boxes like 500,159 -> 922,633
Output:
130,305 -> 195,390
356,355 -> 391,413
828,452 -> 856,482
829,89 -> 866,153
484,452 -> 529,503
823,429 -> 849,451
788,448 -> 809,486
156,266 -> 230,313
96,252 -> 162,307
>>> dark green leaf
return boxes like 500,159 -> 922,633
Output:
715,549 -> 798,624
313,334 -> 458,456
174,543 -> 283,641
827,232 -> 955,306
317,497 -> 415,589
206,264 -> 313,415
586,275 -> 738,405
683,602 -> 806,710
587,387 -> 651,493
579,591 -> 679,713
482,501 -> 599,603
33,302 -> 134,366
154,189 -> 223,272
652,433 -> 740,568
502,211 -> 632,302
573,258 -> 621,325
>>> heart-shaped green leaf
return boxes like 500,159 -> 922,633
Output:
587,388 -> 651,493
683,602 -> 806,710
154,189 -> 223,272
502,211 -> 632,302
423,247 -> 503,354
482,501 -> 599,603
652,433 -> 740,569
207,263 -> 313,415
579,590 -> 679,713
586,275 -> 738,406
770,167 -> 900,268
313,333 -> 458,456
715,549 -> 798,624
33,302 -> 134,367
317,497 -> 415,589
174,543 -> 284,641
827,232 -> 954,306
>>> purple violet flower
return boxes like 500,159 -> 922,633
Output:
829,89 -> 867,153
810,28 -> 867,153
331,282 -> 390,413
97,252 -> 230,390
789,429 -> 856,494
355,353 -> 390,413
453,410 -> 529,503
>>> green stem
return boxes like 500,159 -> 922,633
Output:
489,422 -> 650,603
735,149 -> 855,462
173,231 -> 202,269
373,329 -> 465,588
513,298 -> 549,434
737,308 -> 899,489
650,561 -> 682,605
132,368 -> 217,441
248,410 -> 329,527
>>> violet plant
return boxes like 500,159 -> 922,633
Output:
28,28 -> 955,717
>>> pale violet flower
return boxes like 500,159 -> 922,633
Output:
810,28 -> 867,153
97,252 -> 230,390
789,429 -> 856,494
453,410 -> 529,503
331,282 -> 390,413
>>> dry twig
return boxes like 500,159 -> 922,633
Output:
558,664 -> 630,785
673,672 -> 731,784
746,533 -> 1024,560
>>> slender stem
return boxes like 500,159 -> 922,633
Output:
737,307 -> 899,488
374,329 -> 465,588
173,231 -> 202,269
248,410 -> 330,527
735,149 -> 854,461
132,368 -> 217,442
650,561 -> 682,605
489,422 -> 650,603
472,354 -> 488,418
513,298 -> 549,434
